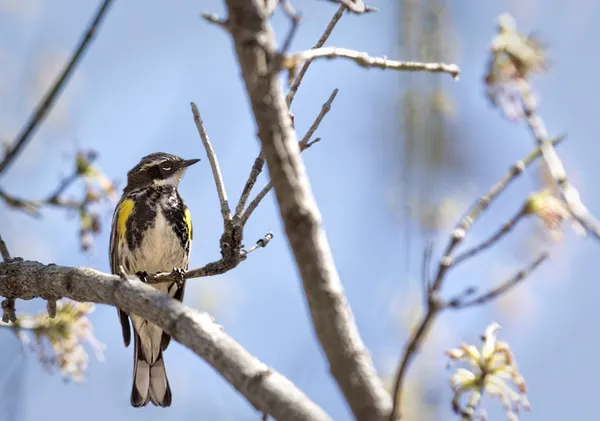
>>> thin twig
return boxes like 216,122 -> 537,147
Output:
283,47 -> 460,80
201,13 -> 229,30
520,83 -> 600,240
388,137 -> 565,421
241,136 -> 322,227
0,0 -> 114,176
453,209 -> 525,267
324,0 -> 378,14
0,234 -> 11,262
240,90 -> 336,226
237,7 -> 344,218
421,242 -> 433,306
278,1 -> 302,57
235,154 -> 266,219
190,102 -> 232,223
286,5 -> 346,107
234,90 -> 329,225
448,253 -> 548,309
300,89 -> 338,146
241,232 -> 274,257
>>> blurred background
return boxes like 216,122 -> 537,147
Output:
1,0 -> 599,420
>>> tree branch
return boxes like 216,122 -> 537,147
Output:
0,260 -> 331,421
388,137 -> 564,421
447,252 -> 548,309
283,47 -> 460,80
323,0 -> 377,14
222,1 -> 392,419
519,83 -> 600,240
191,102 -> 232,223
240,88 -> 337,227
286,5 -> 346,107
0,0 -> 114,177
452,208 -> 525,267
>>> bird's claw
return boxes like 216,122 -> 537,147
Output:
171,267 -> 186,288
135,271 -> 149,283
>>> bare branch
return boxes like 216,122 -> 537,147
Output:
323,0 -> 377,14
283,47 -> 460,79
223,2 -> 392,419
191,102 -> 232,222
520,84 -> 600,240
300,89 -> 338,146
241,135 -> 323,227
447,253 -> 548,309
235,154 -> 266,219
0,234 -> 12,262
201,13 -> 230,30
388,137 -> 565,421
240,90 -> 336,227
241,232 -> 274,257
286,5 -> 346,107
0,260 -> 332,421
0,0 -> 114,176
453,209 -> 525,267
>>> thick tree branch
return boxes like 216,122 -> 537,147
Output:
0,260 -> 332,421
0,0 -> 114,177
222,1 -> 392,419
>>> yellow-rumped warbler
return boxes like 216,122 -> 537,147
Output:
109,152 -> 199,407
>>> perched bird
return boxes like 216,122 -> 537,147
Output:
109,152 -> 199,407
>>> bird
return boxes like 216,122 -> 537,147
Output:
108,152 -> 200,407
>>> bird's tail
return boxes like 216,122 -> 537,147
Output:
131,332 -> 172,408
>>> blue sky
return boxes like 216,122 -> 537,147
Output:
1,1 -> 600,420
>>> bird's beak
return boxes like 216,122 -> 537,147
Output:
181,158 -> 201,168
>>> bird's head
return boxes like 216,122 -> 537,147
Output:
124,152 -> 200,192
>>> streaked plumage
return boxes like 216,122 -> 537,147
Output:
109,152 -> 199,407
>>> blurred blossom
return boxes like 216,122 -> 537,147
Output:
484,13 -> 547,119
446,323 -> 529,421
523,189 -> 585,241
6,301 -> 105,382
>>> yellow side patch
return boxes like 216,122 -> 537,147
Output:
117,199 -> 135,241
184,207 -> 193,241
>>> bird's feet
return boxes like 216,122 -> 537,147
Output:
135,271 -> 149,283
171,267 -> 186,288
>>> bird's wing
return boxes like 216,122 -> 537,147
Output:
110,197 -> 135,348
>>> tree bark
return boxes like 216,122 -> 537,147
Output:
222,1 -> 392,419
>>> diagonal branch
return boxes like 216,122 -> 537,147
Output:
223,2 -> 392,419
0,0 -> 114,177
0,260 -> 332,421
286,5 -> 346,107
447,252 -> 548,309
520,84 -> 600,240
191,102 -> 232,223
240,89 -> 337,227
452,208 -> 525,267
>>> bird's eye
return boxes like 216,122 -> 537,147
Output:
162,166 -> 172,171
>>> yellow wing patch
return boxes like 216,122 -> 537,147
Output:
184,207 -> 193,241
117,198 -> 135,241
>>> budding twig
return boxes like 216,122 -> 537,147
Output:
283,47 -> 460,80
